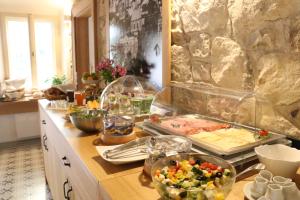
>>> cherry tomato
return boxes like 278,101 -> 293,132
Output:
189,159 -> 196,165
259,130 -> 269,136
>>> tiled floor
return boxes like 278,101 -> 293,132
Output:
0,139 -> 52,200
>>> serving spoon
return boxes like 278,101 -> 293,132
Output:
236,163 -> 266,181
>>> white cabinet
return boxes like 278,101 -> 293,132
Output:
40,116 -> 76,200
39,106 -> 99,200
0,112 -> 40,143
0,114 -> 17,143
15,112 -> 40,139
41,131 -> 76,200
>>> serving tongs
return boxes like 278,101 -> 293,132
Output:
103,137 -> 150,159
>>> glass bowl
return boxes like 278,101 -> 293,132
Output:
151,153 -> 236,200
143,136 -> 192,175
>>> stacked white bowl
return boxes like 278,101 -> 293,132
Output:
4,78 -> 26,100
255,144 -> 300,178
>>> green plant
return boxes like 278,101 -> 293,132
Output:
82,72 -> 100,81
46,75 -> 66,86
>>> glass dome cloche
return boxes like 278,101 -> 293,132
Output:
99,75 -> 158,144
144,82 -> 285,156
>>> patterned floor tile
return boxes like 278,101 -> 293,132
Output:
0,139 -> 52,200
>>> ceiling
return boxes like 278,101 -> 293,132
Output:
0,0 -> 73,16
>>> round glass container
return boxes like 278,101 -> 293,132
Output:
100,76 -> 157,138
151,153 -> 236,200
143,135 -> 192,175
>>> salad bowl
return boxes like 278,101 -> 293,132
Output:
70,110 -> 103,133
151,153 -> 236,200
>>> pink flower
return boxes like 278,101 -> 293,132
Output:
95,58 -> 127,82
113,65 -> 127,78
96,59 -> 114,71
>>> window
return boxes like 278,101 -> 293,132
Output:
1,15 -> 59,89
5,17 -> 32,88
62,18 -> 72,80
34,21 -> 56,88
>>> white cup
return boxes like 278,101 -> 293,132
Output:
272,176 -> 292,185
265,184 -> 284,200
259,170 -> 273,182
281,182 -> 300,200
251,176 -> 269,199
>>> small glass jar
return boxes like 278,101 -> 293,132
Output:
74,91 -> 86,106
66,90 -> 74,102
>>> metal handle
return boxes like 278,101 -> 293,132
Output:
63,179 -> 69,199
42,135 -> 48,151
62,156 -> 71,167
66,187 -> 73,200
42,120 -> 46,125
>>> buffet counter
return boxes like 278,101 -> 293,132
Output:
38,99 -> 300,200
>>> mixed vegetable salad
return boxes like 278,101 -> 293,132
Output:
73,109 -> 104,119
153,159 -> 233,200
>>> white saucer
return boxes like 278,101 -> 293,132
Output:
243,182 -> 255,200
95,145 -> 148,165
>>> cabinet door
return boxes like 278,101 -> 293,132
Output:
39,105 -> 97,200
15,112 -> 40,139
53,153 -> 73,200
40,111 -> 51,183
41,132 -> 57,199
51,141 -> 79,200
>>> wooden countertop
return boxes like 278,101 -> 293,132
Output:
0,97 -> 39,115
38,99 -> 300,200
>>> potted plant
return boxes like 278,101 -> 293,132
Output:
96,59 -> 127,84
81,72 -> 100,85
46,75 -> 67,86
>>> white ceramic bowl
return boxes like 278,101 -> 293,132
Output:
5,78 -> 26,90
255,144 -> 300,178
5,90 -> 25,100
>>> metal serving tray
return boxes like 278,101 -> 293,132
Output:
142,115 -> 286,156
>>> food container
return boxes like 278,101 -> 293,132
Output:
74,91 -> 86,106
100,76 -> 158,144
44,87 -> 66,100
70,110 -> 103,133
66,90 -> 74,102
151,153 -> 236,200
81,78 -> 99,85
143,135 -> 192,176
131,95 -> 154,115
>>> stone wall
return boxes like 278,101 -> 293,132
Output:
171,0 -> 300,139
97,0 -> 109,60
